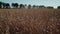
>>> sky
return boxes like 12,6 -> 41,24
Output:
0,0 -> 60,8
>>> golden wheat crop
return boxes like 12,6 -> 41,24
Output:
0,9 -> 60,34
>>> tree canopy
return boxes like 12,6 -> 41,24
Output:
0,1 -> 59,9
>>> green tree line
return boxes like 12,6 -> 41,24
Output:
0,1 -> 60,9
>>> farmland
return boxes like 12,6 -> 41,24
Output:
0,9 -> 60,34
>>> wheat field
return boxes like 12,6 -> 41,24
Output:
0,9 -> 60,34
